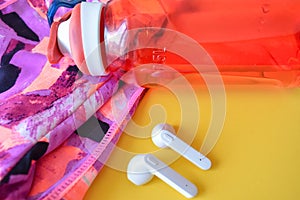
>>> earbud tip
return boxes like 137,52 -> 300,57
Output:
153,123 -> 176,134
152,123 -> 175,148
127,155 -> 153,185
200,156 -> 212,170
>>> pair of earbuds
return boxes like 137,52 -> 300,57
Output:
127,123 -> 211,198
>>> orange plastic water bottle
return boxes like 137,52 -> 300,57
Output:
47,0 -> 300,87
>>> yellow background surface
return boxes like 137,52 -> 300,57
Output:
84,75 -> 300,200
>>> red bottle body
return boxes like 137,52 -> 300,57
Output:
49,0 -> 300,86
102,0 -> 300,86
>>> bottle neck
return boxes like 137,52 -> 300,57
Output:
102,1 -> 173,70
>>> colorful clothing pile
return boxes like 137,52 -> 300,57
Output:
0,1 -> 144,199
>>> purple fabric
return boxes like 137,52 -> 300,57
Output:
0,1 -> 48,99
0,2 -> 144,200
8,50 -> 47,97
28,84 -> 144,200
0,72 -> 117,181
0,164 -> 36,200
2,0 -> 49,40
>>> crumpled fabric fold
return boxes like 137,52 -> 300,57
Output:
0,1 -> 145,199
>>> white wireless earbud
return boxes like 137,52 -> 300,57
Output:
152,123 -> 212,170
127,154 -> 198,198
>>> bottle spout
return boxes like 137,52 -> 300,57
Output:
57,17 -> 72,57
47,2 -> 107,76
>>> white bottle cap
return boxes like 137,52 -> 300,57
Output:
57,17 -> 72,57
57,2 -> 106,76
80,2 -> 106,76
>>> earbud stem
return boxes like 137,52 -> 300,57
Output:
144,154 -> 198,198
160,130 -> 212,170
